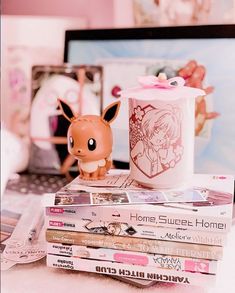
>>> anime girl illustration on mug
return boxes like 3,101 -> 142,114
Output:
130,104 -> 183,178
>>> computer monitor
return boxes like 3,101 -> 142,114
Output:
64,25 -> 235,175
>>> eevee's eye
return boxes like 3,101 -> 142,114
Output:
69,136 -> 74,148
88,138 -> 96,151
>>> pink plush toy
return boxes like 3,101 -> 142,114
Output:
58,99 -> 120,180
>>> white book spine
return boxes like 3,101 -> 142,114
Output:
47,254 -> 216,286
45,204 -> 231,233
45,216 -> 226,246
47,242 -> 218,274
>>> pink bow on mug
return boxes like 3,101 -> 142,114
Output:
138,74 -> 185,89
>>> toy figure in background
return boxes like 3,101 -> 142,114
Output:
58,99 -> 120,180
29,75 -> 80,173
29,66 -> 102,176
178,60 -> 219,136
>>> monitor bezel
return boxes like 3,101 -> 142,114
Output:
64,24 -> 235,62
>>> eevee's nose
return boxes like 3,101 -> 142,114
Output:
77,149 -> 82,153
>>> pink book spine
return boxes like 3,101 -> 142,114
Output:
45,216 -> 225,246
47,242 -> 217,274
46,254 -> 216,286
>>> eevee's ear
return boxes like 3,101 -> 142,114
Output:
58,99 -> 76,122
102,101 -> 121,124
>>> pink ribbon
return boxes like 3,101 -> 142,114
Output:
138,75 -> 185,89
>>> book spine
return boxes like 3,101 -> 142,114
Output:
47,254 -> 216,286
46,229 -> 223,260
45,216 -> 226,246
47,242 -> 218,274
45,205 -> 230,233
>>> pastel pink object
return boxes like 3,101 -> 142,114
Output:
49,207 -> 64,214
138,75 -> 185,89
184,260 -> 209,273
114,253 -> 149,266
49,220 -> 64,227
119,75 -> 205,189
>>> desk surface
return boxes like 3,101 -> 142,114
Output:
2,226 -> 235,293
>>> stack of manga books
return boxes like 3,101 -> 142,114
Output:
44,171 -> 234,287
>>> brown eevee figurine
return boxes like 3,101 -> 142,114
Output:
58,99 -> 120,180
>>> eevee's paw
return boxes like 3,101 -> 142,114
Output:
79,174 -> 89,180
88,177 -> 99,181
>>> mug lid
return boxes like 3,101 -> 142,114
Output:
119,74 -> 205,101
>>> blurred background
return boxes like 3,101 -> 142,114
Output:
1,0 -> 235,195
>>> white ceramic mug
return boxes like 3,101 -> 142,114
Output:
120,75 -> 205,188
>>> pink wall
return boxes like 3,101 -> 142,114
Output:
1,0 -> 114,28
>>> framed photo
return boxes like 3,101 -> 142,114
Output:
29,65 -> 102,174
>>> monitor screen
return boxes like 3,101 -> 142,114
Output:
64,25 -> 235,175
